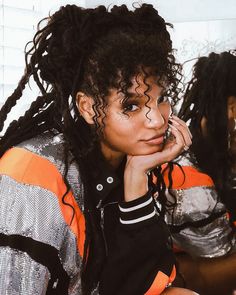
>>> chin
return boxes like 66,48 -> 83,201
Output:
133,145 -> 164,155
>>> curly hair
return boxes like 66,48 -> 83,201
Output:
0,3 -> 181,294
179,51 -> 236,205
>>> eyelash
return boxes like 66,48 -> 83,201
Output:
157,96 -> 169,104
122,96 -> 169,113
123,103 -> 139,113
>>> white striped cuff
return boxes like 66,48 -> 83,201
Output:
119,192 -> 158,228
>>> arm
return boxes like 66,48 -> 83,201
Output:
99,191 -> 176,295
99,117 -> 192,294
0,148 -> 81,294
0,180 -> 68,294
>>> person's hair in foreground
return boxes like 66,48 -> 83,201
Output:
179,51 -> 236,217
0,3 -> 193,295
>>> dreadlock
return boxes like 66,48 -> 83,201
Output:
0,3 -> 182,294
179,51 -> 236,205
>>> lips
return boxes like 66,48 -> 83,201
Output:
142,134 -> 165,145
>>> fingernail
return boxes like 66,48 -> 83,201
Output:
169,118 -> 180,125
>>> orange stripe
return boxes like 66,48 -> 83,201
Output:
0,147 -> 85,256
160,164 -> 214,189
169,265 -> 176,283
145,266 -> 176,295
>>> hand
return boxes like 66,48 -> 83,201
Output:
125,115 -> 192,175
124,116 -> 192,201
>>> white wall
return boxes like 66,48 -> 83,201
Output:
85,0 -> 236,21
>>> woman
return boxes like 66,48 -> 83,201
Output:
0,4 -> 193,295
164,51 -> 236,295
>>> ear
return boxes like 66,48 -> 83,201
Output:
76,92 -> 95,125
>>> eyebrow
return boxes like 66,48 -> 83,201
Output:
128,93 -> 163,101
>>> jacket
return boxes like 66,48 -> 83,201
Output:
164,152 -> 236,258
0,132 -> 176,295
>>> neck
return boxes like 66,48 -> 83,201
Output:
101,144 -> 125,170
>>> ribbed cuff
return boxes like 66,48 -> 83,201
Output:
119,191 -> 158,229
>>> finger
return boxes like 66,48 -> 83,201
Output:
163,125 -> 187,157
169,118 -> 192,148
168,124 -> 192,154
171,115 -> 192,139
168,124 -> 185,148
169,117 -> 192,141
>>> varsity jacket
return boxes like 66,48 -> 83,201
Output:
164,152 -> 236,258
0,132 -> 175,295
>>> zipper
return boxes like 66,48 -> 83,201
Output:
96,200 -> 118,256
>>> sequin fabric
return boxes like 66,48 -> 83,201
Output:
0,132 -> 96,294
165,152 -> 236,258
0,247 -> 49,295
18,132 -> 84,210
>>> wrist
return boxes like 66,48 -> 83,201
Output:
124,170 -> 148,201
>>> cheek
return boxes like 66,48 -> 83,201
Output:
107,112 -> 138,131
103,114 -> 134,139
159,103 -> 171,124
164,112 -> 170,125
160,111 -> 170,128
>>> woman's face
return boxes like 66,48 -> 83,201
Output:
99,75 -> 171,164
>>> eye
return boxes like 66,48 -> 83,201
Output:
123,103 -> 139,112
157,96 -> 170,105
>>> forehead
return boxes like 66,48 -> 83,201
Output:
108,74 -> 164,102
130,74 -> 162,91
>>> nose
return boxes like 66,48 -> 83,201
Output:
144,106 -> 165,129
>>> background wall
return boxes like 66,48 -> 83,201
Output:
0,0 -> 236,129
